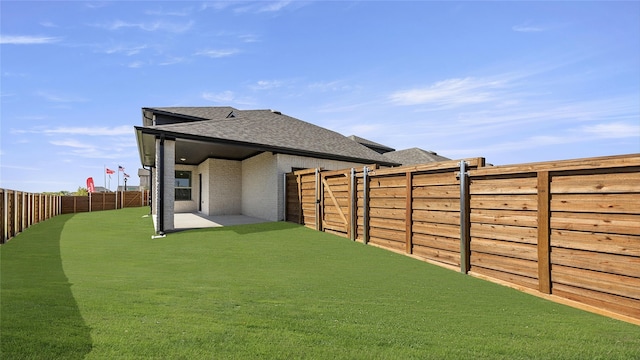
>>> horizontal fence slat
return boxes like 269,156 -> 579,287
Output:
551,247 -> 640,278
552,264 -> 640,300
551,230 -> 640,257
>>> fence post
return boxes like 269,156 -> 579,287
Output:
459,160 -> 470,274
2,190 -> 7,243
296,174 -> 303,224
315,169 -> 320,231
537,171 -> 551,294
14,191 -> 19,236
282,173 -> 287,222
363,166 -> 370,245
350,168 -> 356,241
405,171 -> 413,254
27,193 -> 31,227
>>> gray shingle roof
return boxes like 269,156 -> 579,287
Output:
382,147 -> 450,165
347,135 -> 396,153
152,106 -> 237,120
141,107 -> 399,166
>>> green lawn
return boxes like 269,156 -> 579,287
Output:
1,207 -> 639,359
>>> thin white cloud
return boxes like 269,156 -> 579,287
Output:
103,44 -> 148,56
250,80 -> 284,90
389,77 -> 508,106
128,61 -> 145,68
259,1 -> 292,12
202,91 -> 254,105
512,25 -> 545,33
14,125 -> 132,136
0,35 -> 61,44
158,56 -> 187,66
202,90 -> 236,103
0,164 -> 39,171
581,122 -> 640,138
50,139 -> 94,149
85,2 -> 109,9
97,20 -> 193,33
49,137 -> 134,159
36,91 -> 87,103
40,21 -> 59,28
308,80 -> 354,92
145,7 -> 193,16
200,2 -> 234,11
195,49 -> 240,58
238,34 -> 260,43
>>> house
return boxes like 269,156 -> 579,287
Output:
381,148 -> 450,165
348,135 -> 450,165
135,107 -> 404,233
134,106 -> 452,234
138,168 -> 151,190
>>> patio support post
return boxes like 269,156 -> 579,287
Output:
157,135 -> 165,234
155,135 -> 175,235
458,160 -> 470,274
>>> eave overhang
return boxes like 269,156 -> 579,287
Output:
134,126 -> 400,168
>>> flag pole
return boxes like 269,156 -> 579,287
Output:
116,166 -> 119,209
104,164 -> 106,191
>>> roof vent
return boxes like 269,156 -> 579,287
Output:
226,111 -> 235,118
270,109 -> 282,115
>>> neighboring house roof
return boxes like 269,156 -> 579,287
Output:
135,107 -> 400,167
382,148 -> 450,165
347,135 -> 396,154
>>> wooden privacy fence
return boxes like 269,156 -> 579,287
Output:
1,190 -> 61,244
60,190 -> 150,214
1,190 -> 150,244
285,154 -> 640,324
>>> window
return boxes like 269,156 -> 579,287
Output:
175,171 -> 192,201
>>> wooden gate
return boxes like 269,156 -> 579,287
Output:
285,169 -> 318,229
319,170 -> 352,238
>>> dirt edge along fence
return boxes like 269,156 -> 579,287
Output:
285,154 -> 640,324
1,190 -> 150,244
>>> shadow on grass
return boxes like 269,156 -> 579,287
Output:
1,214 -> 92,359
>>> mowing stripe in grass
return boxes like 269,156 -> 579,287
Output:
2,207 -> 639,359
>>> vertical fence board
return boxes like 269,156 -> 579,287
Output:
537,171 -> 551,294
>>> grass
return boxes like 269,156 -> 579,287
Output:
1,207 -> 639,359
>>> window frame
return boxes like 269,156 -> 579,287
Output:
175,170 -> 192,201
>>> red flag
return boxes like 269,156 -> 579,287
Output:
106,168 -> 115,174
87,177 -> 95,193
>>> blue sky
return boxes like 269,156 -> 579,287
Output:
1,1 -> 639,193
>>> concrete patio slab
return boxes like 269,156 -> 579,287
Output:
153,213 -> 270,232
